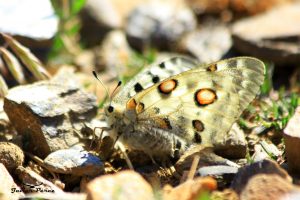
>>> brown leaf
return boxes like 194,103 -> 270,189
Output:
0,47 -> 25,84
2,33 -> 51,80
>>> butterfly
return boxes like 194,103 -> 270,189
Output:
96,57 -> 265,161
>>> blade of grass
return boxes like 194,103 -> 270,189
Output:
2,33 -> 51,80
0,74 -> 8,97
0,47 -> 25,84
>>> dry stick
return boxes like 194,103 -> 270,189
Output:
24,151 -> 57,179
187,155 -> 200,181
117,142 -> 134,170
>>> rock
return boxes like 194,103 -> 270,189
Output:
186,0 -> 292,17
163,177 -> 217,200
83,0 -> 122,29
283,106 -> 300,173
175,146 -> 240,175
86,170 -> 154,200
232,2 -> 300,65
16,166 -> 64,194
0,0 -> 58,49
98,30 -> 135,76
214,123 -> 248,159
252,144 -> 270,162
231,159 -> 291,194
43,147 -> 104,176
126,1 -> 196,50
0,142 -> 24,172
252,140 -> 281,162
178,24 -> 232,63
240,174 -> 300,200
0,163 -> 24,200
80,0 -> 147,46
3,75 -> 98,158
198,165 -> 238,188
211,189 -> 239,200
185,0 -> 229,15
20,193 -> 86,200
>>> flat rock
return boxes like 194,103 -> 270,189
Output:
3,73 -> 98,158
44,147 -> 104,176
240,174 -> 300,200
232,2 -> 300,65
198,165 -> 238,188
231,159 -> 291,194
86,170 -> 154,200
283,106 -> 300,173
21,193 -> 86,200
186,0 -> 291,16
0,0 -> 58,49
211,189 -> 239,200
16,166 -> 64,194
175,145 -> 240,175
0,163 -> 24,200
126,1 -> 196,50
178,24 -> 232,63
214,123 -> 248,159
163,177 -> 217,200
0,142 -> 24,172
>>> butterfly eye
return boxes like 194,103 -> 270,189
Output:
195,89 -> 217,106
207,63 -> 218,72
107,106 -> 114,113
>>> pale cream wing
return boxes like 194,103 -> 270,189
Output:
113,56 -> 198,105
126,57 -> 265,145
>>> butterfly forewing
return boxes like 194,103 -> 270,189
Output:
112,56 -> 199,105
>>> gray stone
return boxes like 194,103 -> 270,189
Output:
214,123 -> 248,159
126,1 -> 196,50
198,165 -> 238,188
44,147 -> 103,176
232,2 -> 300,65
283,106 -> 300,173
3,73 -> 98,158
231,159 -> 291,194
198,165 -> 238,177
175,145 -> 240,174
178,24 -> 232,63
0,163 -> 24,200
16,166 -> 64,194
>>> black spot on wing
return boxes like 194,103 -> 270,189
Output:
159,62 -> 166,69
134,83 -> 144,93
152,76 -> 160,83
194,132 -> 202,143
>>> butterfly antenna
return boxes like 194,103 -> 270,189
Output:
110,81 -> 122,99
92,71 -> 110,102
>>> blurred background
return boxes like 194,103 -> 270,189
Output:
0,0 -> 299,96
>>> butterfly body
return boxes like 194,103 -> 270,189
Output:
103,57 -> 265,160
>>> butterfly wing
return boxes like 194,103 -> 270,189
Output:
127,57 -> 265,146
112,56 -> 199,105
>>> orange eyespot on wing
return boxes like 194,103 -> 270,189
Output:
136,102 -> 145,113
155,117 -> 172,130
158,79 -> 177,94
192,120 -> 204,132
126,98 -> 137,110
195,89 -> 217,106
